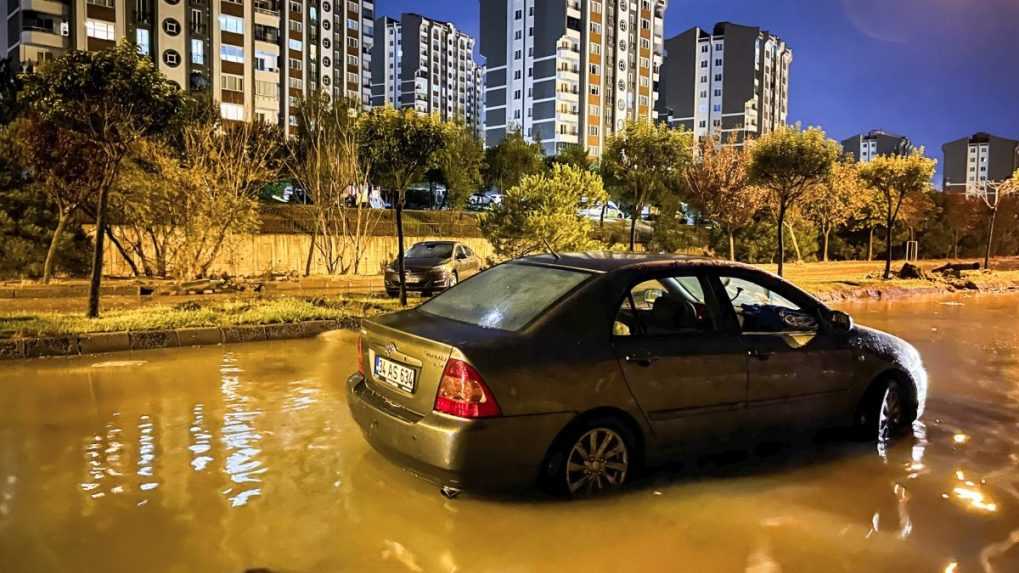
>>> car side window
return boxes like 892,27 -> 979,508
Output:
613,275 -> 714,337
454,246 -> 466,259
463,246 -> 474,257
717,275 -> 818,333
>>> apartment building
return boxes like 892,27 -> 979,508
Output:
942,132 -> 1019,196
370,13 -> 485,136
841,129 -> 913,162
657,22 -> 790,144
480,0 -> 667,157
2,0 -> 374,133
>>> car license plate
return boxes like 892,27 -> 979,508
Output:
373,355 -> 416,393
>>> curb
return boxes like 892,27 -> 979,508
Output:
0,319 -> 345,361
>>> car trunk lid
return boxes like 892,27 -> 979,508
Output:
360,317 -> 457,417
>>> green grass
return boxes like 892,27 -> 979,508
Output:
0,296 -> 402,339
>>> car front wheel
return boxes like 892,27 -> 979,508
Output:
856,377 -> 912,441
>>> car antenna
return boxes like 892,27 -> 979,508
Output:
540,237 -> 561,260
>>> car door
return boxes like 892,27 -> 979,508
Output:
457,245 -> 481,277
611,271 -> 749,452
707,270 -> 855,432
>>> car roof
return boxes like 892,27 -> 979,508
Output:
513,252 -> 761,274
413,240 -> 456,246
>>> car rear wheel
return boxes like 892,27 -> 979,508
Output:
545,418 -> 634,498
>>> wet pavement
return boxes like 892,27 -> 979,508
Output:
1,293 -> 1018,572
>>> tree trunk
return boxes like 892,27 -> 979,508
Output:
776,201 -> 787,277
628,212 -> 637,252
305,219 -> 319,277
867,226 -> 874,261
395,196 -> 408,306
784,221 -> 802,263
106,227 -> 140,277
984,207 -> 998,270
823,228 -> 830,262
87,185 -> 111,318
599,204 -> 607,230
883,210 -> 894,280
42,210 -> 68,284
727,228 -> 735,261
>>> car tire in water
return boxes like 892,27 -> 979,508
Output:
855,376 -> 912,441
543,416 -> 636,498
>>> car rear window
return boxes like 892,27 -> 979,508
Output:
419,263 -> 591,331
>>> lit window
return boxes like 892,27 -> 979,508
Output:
191,38 -> 204,64
220,103 -> 245,121
218,15 -> 244,34
135,28 -> 150,55
85,19 -> 115,41
220,45 -> 244,63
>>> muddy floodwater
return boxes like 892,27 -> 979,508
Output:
2,294 -> 1019,572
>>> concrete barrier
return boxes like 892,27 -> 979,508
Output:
0,319 -> 350,361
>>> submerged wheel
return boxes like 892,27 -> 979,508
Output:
545,418 -> 635,498
856,377 -> 912,441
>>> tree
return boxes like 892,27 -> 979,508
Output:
857,151 -> 937,278
19,41 -> 183,316
684,136 -> 765,260
483,129 -> 544,193
481,163 -> 607,259
547,143 -> 593,171
359,107 -> 445,305
749,125 -> 841,276
175,118 -> 280,278
0,58 -> 22,125
433,121 -> 484,213
802,160 -> 864,262
602,121 -> 692,251
976,170 -> 1019,269
12,116 -> 105,282
288,94 -> 380,275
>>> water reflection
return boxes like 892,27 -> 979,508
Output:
0,294 -> 1018,572
218,353 -> 265,507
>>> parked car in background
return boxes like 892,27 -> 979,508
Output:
384,241 -> 483,297
579,201 -> 626,221
349,253 -> 927,498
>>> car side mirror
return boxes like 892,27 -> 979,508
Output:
829,310 -> 854,332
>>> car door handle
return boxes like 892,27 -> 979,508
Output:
625,354 -> 657,367
747,349 -> 772,361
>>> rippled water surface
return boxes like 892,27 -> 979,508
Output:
2,294 -> 1019,572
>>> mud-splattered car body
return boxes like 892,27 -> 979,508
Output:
347,253 -> 927,494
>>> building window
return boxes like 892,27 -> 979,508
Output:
135,28 -> 150,55
191,38 -> 204,64
289,58 -> 303,71
289,38 -> 303,51
715,59 -> 722,66
714,89 -> 721,96
714,73 -> 722,81
290,20 -> 303,33
162,49 -> 181,67
255,80 -> 278,98
221,73 -> 244,92
162,18 -> 181,36
514,9 -> 522,19
700,61 -> 707,68
255,50 -> 277,71
220,45 -> 244,63
220,103 -> 245,121
85,19 -> 115,41
218,15 -> 244,34
700,44 -> 708,53
589,126 -> 599,136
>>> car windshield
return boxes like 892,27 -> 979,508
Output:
419,263 -> 591,332
406,243 -> 454,259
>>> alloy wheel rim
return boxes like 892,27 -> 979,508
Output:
565,428 -> 628,496
879,384 -> 904,438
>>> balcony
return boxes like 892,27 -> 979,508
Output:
254,0 -> 279,15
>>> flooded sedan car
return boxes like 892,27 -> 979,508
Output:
384,241 -> 483,297
347,253 -> 927,497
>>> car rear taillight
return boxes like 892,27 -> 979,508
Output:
434,359 -> 501,418
356,335 -> 365,376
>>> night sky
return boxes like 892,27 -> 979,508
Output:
377,0 -> 1019,186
